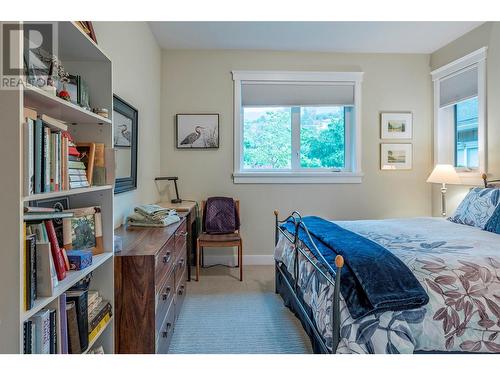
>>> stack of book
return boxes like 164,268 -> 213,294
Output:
24,308 -> 58,354
24,209 -> 74,309
64,287 -> 112,354
67,135 -> 90,189
87,291 -> 112,343
23,108 -> 69,195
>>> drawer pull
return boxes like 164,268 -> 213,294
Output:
177,231 -> 188,238
178,258 -> 185,266
162,287 -> 171,300
178,285 -> 185,296
163,251 -> 171,264
162,323 -> 172,338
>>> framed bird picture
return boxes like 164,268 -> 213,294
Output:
113,95 -> 138,194
176,113 -> 220,149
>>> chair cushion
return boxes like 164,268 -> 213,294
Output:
199,232 -> 241,242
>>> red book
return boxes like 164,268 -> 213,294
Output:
44,220 -> 67,281
68,146 -> 80,157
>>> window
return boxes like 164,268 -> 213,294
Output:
232,71 -> 363,183
431,47 -> 487,181
242,106 -> 349,171
454,97 -> 478,169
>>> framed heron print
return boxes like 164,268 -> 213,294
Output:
113,95 -> 138,194
176,113 -> 219,149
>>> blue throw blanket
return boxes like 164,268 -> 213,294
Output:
281,216 -> 429,319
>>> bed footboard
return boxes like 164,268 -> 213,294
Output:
274,210 -> 344,354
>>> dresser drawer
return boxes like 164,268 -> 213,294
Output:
155,237 -> 175,286
175,265 -> 187,320
155,270 -> 175,330
174,222 -> 187,257
156,303 -> 175,354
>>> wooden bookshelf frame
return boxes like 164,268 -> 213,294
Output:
0,21 -> 114,354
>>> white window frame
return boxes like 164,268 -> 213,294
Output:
431,47 -> 487,185
232,70 -> 364,184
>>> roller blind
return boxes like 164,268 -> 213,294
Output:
439,66 -> 478,108
241,82 -> 355,106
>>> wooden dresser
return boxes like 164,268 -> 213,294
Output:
114,215 -> 188,353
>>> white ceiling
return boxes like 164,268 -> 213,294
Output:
149,21 -> 483,54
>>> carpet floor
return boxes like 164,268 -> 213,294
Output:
168,265 -> 313,354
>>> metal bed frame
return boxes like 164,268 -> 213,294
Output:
274,210 -> 344,354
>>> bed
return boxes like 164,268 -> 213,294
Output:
274,176 -> 500,354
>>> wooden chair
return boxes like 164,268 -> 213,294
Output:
196,199 -> 242,281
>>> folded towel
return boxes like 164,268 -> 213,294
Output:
134,204 -> 172,221
127,206 -> 180,227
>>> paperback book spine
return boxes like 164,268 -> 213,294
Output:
34,118 -> 43,194
23,119 -> 35,196
43,126 -> 51,192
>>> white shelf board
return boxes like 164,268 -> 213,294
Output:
22,252 -> 113,321
59,22 -> 111,62
83,316 -> 113,354
23,185 -> 113,202
23,85 -> 111,125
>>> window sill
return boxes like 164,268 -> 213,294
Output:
232,171 -> 363,184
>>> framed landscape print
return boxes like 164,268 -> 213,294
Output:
176,114 -> 219,149
381,143 -> 413,170
62,206 -> 103,255
381,112 -> 412,139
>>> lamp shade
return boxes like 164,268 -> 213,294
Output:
427,164 -> 461,184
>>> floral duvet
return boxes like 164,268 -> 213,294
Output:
274,217 -> 500,353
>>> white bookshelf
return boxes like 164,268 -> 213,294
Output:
0,21 -> 114,354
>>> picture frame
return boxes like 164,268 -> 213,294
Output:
380,112 -> 412,139
76,143 -> 96,186
113,95 -> 138,194
62,206 -> 103,255
75,22 -> 98,44
380,143 -> 413,170
176,114 -> 220,149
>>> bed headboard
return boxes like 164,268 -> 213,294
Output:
482,173 -> 500,188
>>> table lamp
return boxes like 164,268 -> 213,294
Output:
154,176 -> 182,204
426,164 -> 461,217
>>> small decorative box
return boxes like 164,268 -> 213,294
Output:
66,249 -> 93,271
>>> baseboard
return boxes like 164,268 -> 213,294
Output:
201,254 -> 274,266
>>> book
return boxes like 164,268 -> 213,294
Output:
24,206 -> 56,213
59,293 -> 68,354
44,220 -> 67,281
43,126 -> 51,192
23,320 -> 33,354
25,234 -> 37,310
66,249 -> 93,271
66,301 -> 81,354
35,242 -> 58,297
92,143 -> 106,186
31,309 -> 50,354
69,169 -> 87,176
23,118 -> 35,196
68,160 -> 86,170
34,117 -> 43,194
88,301 -> 112,333
88,312 -> 111,343
39,114 -> 68,132
24,211 -> 74,221
66,289 -> 89,352
49,309 -> 57,354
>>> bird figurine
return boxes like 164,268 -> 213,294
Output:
180,126 -> 205,147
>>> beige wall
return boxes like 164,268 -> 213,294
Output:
160,49 -> 433,256
430,22 -> 500,216
93,22 -> 162,227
